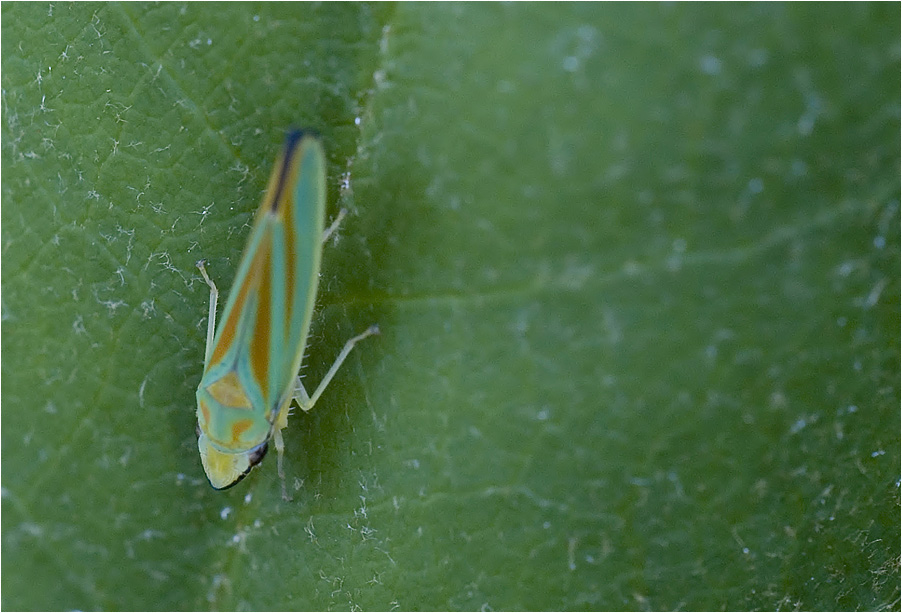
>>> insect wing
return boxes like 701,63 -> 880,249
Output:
272,132 -> 326,403
196,131 -> 326,489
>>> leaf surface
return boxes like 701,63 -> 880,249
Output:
2,3 -> 898,610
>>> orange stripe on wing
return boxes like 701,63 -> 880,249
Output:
230,418 -> 254,444
207,371 -> 253,410
249,236 -> 272,397
199,398 -> 211,426
261,139 -> 299,337
209,263 -> 256,368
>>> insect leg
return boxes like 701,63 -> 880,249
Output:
196,260 -> 219,365
272,398 -> 292,501
280,326 -> 378,499
292,325 -> 380,412
321,208 -> 347,244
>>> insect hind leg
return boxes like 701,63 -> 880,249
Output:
292,325 -> 379,412
280,326 -> 378,501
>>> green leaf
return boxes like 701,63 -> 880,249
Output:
2,3 -> 898,610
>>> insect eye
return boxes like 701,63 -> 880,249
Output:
248,442 -> 268,467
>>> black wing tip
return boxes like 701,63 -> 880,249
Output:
285,128 -> 321,149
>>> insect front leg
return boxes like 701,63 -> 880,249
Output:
292,325 -> 380,412
321,209 -> 347,244
196,260 -> 219,365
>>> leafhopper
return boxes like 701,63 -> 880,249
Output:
195,130 -> 377,499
